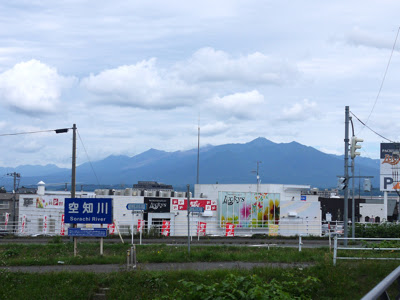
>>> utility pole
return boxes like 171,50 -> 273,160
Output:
344,106 -> 350,246
7,172 -> 20,234
187,184 -> 191,255
71,124 -> 77,256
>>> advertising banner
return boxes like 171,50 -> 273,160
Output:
225,223 -> 235,237
171,199 -> 217,212
5,212 -> 9,230
161,220 -> 170,236
20,215 -> 26,233
43,215 -> 48,234
218,192 -> 280,228
36,196 -> 64,209
380,143 -> 400,191
137,219 -> 144,232
268,224 -> 279,236
108,222 -> 116,235
60,214 -> 65,236
197,222 -> 206,236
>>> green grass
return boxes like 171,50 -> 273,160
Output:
0,261 -> 399,299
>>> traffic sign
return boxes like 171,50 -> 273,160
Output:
190,207 -> 204,213
126,203 -> 147,211
68,228 -> 108,237
64,198 -> 113,224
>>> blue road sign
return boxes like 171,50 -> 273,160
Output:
64,198 -> 113,224
126,203 -> 147,211
68,228 -> 108,237
190,207 -> 204,213
301,195 -> 307,201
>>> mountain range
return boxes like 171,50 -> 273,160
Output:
0,137 -> 380,191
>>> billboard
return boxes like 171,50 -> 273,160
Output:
380,143 -> 400,192
218,192 -> 280,228
64,198 -> 113,224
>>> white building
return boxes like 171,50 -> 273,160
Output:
18,182 -> 321,237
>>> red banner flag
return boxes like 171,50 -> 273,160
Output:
161,220 -> 170,236
197,222 -> 206,236
225,223 -> 235,237
60,214 -> 65,236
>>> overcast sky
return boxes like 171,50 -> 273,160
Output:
0,1 -> 400,169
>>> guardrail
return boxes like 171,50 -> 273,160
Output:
361,265 -> 400,300
333,237 -> 400,266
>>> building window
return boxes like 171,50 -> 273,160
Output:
49,219 -> 56,233
38,218 -> 43,232
0,200 -> 9,209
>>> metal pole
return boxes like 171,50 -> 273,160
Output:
100,224 -> 104,256
333,236 -> 338,266
352,158 -> 355,239
187,184 -> 191,255
72,124 -> 77,257
344,106 -> 350,246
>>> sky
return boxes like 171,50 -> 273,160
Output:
0,1 -> 400,169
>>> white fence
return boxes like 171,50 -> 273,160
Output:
0,218 -> 323,237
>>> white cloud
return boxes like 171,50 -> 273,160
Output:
81,58 -> 199,109
279,99 -> 319,122
345,27 -> 399,51
0,60 -> 75,114
176,47 -> 299,85
201,122 -> 230,136
206,90 -> 265,119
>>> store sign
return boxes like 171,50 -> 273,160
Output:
144,197 -> 170,213
64,198 -> 113,224
380,143 -> 400,191
171,199 -> 217,211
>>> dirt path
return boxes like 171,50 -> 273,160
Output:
0,261 -> 313,273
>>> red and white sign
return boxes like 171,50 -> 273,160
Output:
43,215 -> 48,234
108,222 -> 116,235
197,222 -> 207,236
60,214 -> 65,236
137,219 -> 144,232
225,223 -> 235,237
171,199 -> 217,211
5,212 -> 9,230
20,215 -> 26,233
161,220 -> 170,236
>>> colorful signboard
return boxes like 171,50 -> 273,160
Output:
36,196 -> 64,209
218,192 -> 280,228
137,219 -> 144,232
171,199 -> 217,211
64,198 -> 113,224
380,143 -> 400,191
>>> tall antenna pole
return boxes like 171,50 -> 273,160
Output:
196,116 -> 200,185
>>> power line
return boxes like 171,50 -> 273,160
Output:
77,129 -> 101,186
350,110 -> 396,143
359,26 -> 400,133
0,128 -> 72,137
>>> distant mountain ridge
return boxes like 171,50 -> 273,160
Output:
0,138 -> 380,190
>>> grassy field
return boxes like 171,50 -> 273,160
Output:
0,241 -> 400,299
